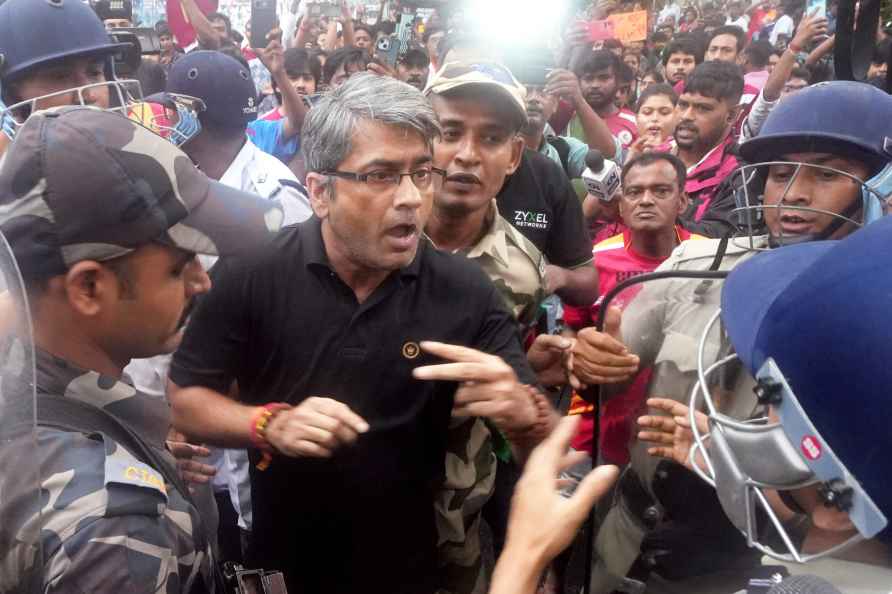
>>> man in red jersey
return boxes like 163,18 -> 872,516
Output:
563,152 -> 705,464
566,50 -> 639,150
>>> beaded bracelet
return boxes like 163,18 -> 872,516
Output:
249,403 -> 291,470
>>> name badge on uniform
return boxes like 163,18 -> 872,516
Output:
105,456 -> 168,498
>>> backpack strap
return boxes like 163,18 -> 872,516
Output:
546,135 -> 572,177
37,395 -> 193,504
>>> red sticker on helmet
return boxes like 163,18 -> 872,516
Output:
801,435 -> 822,461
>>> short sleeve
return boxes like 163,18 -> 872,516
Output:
543,165 -> 596,269
564,135 -> 623,176
246,119 -> 299,164
564,136 -> 589,179
472,285 -> 537,385
169,258 -> 251,394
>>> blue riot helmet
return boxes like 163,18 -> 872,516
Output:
0,0 -> 137,140
733,81 -> 892,245
689,216 -> 892,562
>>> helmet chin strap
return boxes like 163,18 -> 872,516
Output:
768,200 -> 863,248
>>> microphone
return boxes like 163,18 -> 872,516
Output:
581,149 -> 621,203
765,575 -> 843,594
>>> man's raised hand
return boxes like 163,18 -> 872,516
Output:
412,341 -> 537,433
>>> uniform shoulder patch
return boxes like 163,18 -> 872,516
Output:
104,445 -> 169,500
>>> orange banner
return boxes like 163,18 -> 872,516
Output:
607,10 -> 648,43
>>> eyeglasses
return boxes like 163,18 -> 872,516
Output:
321,167 -> 447,191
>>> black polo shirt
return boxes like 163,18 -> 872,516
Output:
170,216 -> 534,594
497,148 -> 594,269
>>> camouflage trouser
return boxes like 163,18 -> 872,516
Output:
434,417 -> 497,594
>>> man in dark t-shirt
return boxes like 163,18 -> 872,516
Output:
169,73 -> 541,594
498,148 -> 599,306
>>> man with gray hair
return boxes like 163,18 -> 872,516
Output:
168,73 -> 541,594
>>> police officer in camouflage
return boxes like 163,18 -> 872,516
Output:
0,106 -> 283,593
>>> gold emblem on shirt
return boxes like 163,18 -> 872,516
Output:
402,341 -> 420,359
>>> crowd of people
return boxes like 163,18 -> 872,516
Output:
0,0 -> 891,593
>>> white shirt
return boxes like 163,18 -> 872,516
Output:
741,89 -> 780,142
124,137 -> 312,531
727,15 -> 750,30
658,2 -> 682,26
217,137 -> 312,234
770,14 -> 795,45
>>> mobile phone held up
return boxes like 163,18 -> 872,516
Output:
806,0 -> 826,20
504,50 -> 555,87
587,19 -> 616,42
251,0 -> 277,48
307,1 -> 341,19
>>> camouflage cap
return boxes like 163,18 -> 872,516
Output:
0,106 -> 284,280
424,61 -> 527,129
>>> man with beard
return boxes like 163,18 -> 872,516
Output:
519,83 -> 608,180
567,50 -> 639,151
673,61 -> 744,236
397,47 -> 431,91
662,36 -> 704,87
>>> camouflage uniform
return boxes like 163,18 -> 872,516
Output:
461,199 -> 549,327
0,349 -> 214,594
591,236 -> 768,594
0,107 -> 283,594
434,200 -> 550,594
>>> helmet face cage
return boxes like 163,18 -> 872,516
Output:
689,310 -> 889,564
0,78 -> 143,141
127,94 -> 206,147
726,161 -> 887,252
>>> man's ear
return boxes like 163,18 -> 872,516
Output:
677,189 -> 690,216
726,101 -> 741,126
305,172 -> 332,219
63,261 -> 117,317
506,135 -> 525,176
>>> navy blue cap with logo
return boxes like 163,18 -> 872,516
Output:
166,50 -> 259,128
0,0 -> 130,86
721,216 -> 892,546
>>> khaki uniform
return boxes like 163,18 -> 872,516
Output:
462,199 -> 549,327
434,200 -> 549,594
591,236 -> 769,594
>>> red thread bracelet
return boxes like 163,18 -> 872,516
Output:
249,403 -> 291,453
